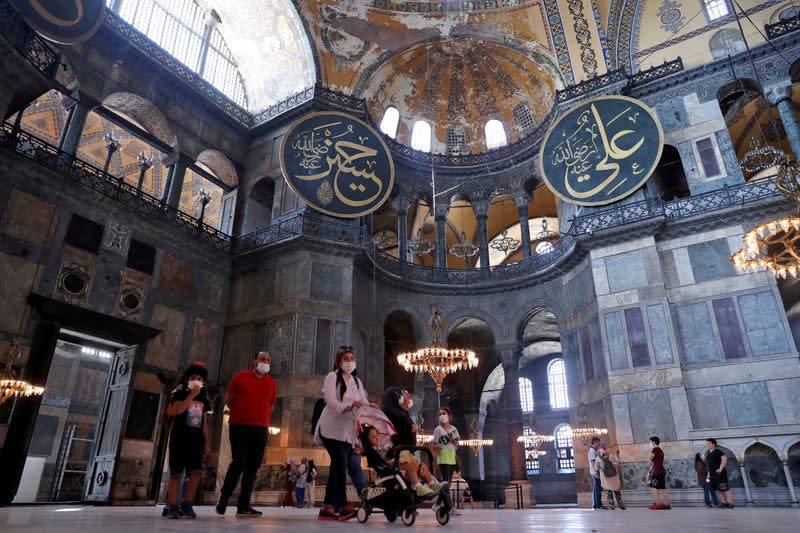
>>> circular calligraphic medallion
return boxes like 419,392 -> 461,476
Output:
538,95 -> 664,206
9,0 -> 106,44
279,111 -> 395,218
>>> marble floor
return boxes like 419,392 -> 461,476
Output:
0,505 -> 798,532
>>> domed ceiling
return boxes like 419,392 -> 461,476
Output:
363,40 -> 557,154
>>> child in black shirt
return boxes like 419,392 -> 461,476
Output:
165,362 -> 212,519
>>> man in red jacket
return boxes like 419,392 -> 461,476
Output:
216,352 -> 277,518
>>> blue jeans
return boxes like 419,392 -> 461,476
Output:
295,486 -> 305,507
321,435 -> 366,511
703,481 -> 719,505
592,476 -> 602,508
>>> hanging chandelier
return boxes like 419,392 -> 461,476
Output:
534,218 -> 559,242
732,156 -> 800,279
397,306 -> 478,393
741,138 -> 785,174
490,228 -> 520,254
407,228 -> 435,256
516,432 -> 555,448
268,426 -> 281,436
448,232 -> 479,259
0,340 -> 44,406
462,417 -> 493,456
373,225 -> 398,250
416,432 -> 433,445
571,402 -> 609,446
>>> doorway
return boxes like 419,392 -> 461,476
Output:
13,330 -> 130,503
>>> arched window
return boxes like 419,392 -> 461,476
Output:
380,107 -> 400,139
554,423 -> 575,472
485,119 -> 507,149
519,377 -> 534,414
411,121 -> 431,152
548,358 -> 569,409
535,241 -> 555,255
111,0 -> 247,107
523,427 -> 540,475
703,0 -> 730,22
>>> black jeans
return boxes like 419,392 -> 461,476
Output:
320,435 -> 366,511
220,424 -> 267,511
439,463 -> 455,484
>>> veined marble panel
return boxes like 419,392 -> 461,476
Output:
738,291 -> 790,357
656,225 -> 744,251
608,366 -> 683,394
666,271 -> 773,302
686,386 -> 729,429
681,356 -> 800,388
589,236 -> 655,260
627,389 -> 677,444
766,378 -> 800,425
722,382 -> 777,427
674,302 -> 720,364
604,311 -> 629,371
647,304 -> 674,364
591,258 -> 610,296
668,387 -> 693,440
687,238 -> 737,283
611,394 -> 633,445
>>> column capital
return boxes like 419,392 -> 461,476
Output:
393,196 -> 411,213
472,201 -> 490,218
433,203 -> 450,220
765,84 -> 792,106
512,193 -> 532,209
497,342 -> 523,366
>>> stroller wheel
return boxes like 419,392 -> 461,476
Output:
356,506 -> 369,523
401,507 -> 416,527
435,507 -> 450,526
385,508 -> 397,523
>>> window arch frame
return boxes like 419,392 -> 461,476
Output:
702,0 -> 731,22
554,423 -> 575,473
547,358 -> 569,410
380,107 -> 400,139
484,119 -> 508,149
411,120 -> 432,153
519,377 -> 534,414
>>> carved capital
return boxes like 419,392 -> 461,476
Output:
497,342 -> 522,367
472,201 -> 490,218
765,84 -> 792,106
433,202 -> 450,220
512,193 -> 532,210
393,196 -> 411,213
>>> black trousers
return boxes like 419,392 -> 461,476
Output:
220,424 -> 267,511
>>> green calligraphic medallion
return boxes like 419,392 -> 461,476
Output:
539,95 -> 664,206
9,0 -> 106,44
280,111 -> 395,218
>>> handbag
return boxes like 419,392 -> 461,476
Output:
648,475 -> 660,488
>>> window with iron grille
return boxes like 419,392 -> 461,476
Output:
702,0 -> 730,22
513,103 -> 535,134
519,377 -> 534,414
523,427 -> 540,475
555,424 -> 575,471
548,359 -> 569,409
446,126 -> 466,155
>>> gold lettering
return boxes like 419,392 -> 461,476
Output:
29,0 -> 84,27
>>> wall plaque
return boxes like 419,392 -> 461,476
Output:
539,95 -> 664,206
9,0 -> 106,44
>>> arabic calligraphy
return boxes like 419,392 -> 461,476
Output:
10,0 -> 105,43
540,96 -> 664,206
280,112 -> 395,218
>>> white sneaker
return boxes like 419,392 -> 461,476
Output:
416,485 -> 434,497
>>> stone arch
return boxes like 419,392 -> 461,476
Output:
196,149 -> 238,188
513,300 -> 566,342
787,441 -> 800,489
445,310 -> 504,342
242,176 -> 276,234
101,92 -> 179,150
715,78 -> 762,118
379,302 -> 427,342
744,442 -> 788,488
781,436 -> 800,459
709,28 -> 746,60
647,144 -> 690,200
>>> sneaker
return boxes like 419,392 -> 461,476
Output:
659,504 -> 671,510
416,485 -> 435,497
648,503 -> 661,510
236,508 -> 263,518
338,504 -> 358,521
727,504 -> 735,509
161,506 -> 169,517
619,505 -> 626,510
318,506 -> 338,521
717,503 -> 728,509
166,505 -> 180,519
429,482 -> 444,493
216,497 -> 228,515
180,502 -> 197,519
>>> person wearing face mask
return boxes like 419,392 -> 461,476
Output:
432,407 -> 460,484
164,362 -> 212,519
381,387 -> 416,446
314,346 -> 375,521
216,352 -> 277,518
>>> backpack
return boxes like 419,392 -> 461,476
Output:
310,397 -> 325,436
601,455 -> 617,477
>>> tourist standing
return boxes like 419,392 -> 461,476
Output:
216,352 -> 277,518
648,436 -> 670,510
314,346 -> 373,521
695,452 -> 719,508
164,362 -> 211,519
432,407 -> 460,484
595,445 -> 625,510
282,458 -> 295,507
307,459 -> 318,508
382,387 -> 416,445
588,436 -> 604,510
706,438 -> 735,509
295,457 -> 308,508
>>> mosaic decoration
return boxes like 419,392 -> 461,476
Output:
657,0 -> 685,33
280,112 -> 395,218
539,95 -> 664,206
543,0 -> 576,84
370,0 -> 538,12
9,0 -> 105,44
568,0 -> 599,79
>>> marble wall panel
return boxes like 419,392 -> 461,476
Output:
589,318 -> 606,378
0,189 -> 58,245
722,382 -> 777,427
712,297 -> 746,360
659,249 -> 679,289
738,291 -> 790,356
310,262 -> 343,303
611,394 -> 634,444
686,386 -> 728,429
579,326 -> 594,381
655,99 -> 690,133
267,316 -> 296,376
646,304 -> 673,364
674,302 -> 720,364
668,387 -> 693,440
274,260 -> 304,301
158,252 -> 192,301
766,378 -> 800,425
621,459 -> 696,490
568,265 -> 595,312
624,307 -> 651,368
189,318 -> 220,370
687,238 -> 737,283
296,315 -> 316,374
604,311 -> 629,371
145,304 -> 185,371
591,258 -> 610,296
0,251 -> 37,334
605,250 -> 648,293
198,270 -> 225,311
627,389 -> 676,444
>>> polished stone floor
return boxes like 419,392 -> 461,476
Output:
1,505 -> 798,532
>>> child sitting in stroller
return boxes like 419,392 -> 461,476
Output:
364,425 -> 441,497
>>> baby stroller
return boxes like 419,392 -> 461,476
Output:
355,407 -> 452,526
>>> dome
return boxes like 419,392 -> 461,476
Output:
362,40 -> 559,154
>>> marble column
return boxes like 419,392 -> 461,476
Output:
766,84 -> 800,161
739,462 -> 754,506
513,194 -> 532,259
58,101 -> 89,156
166,159 -> 188,209
161,164 -> 175,205
783,460 -> 800,507
474,202 -> 490,269
434,204 -> 449,268
499,343 -> 533,508
395,197 -> 410,262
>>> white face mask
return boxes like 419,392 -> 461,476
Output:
256,362 -> 270,374
188,380 -> 203,390
341,361 -> 356,374
439,414 -> 449,424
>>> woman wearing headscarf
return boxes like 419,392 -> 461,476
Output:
381,387 -> 416,446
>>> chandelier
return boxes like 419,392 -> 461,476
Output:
268,426 -> 281,436
448,232 -> 479,259
416,432 -> 433,445
0,340 -> 44,406
571,402 -> 609,446
462,417 -> 493,456
407,228 -> 435,256
490,228 -> 520,254
534,218 -> 559,242
516,432 -> 555,448
373,225 -> 398,250
397,306 -> 478,393
732,156 -> 800,278
741,138 -> 785,174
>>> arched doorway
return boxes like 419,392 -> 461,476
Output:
646,144 -> 690,200
243,177 -> 276,234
